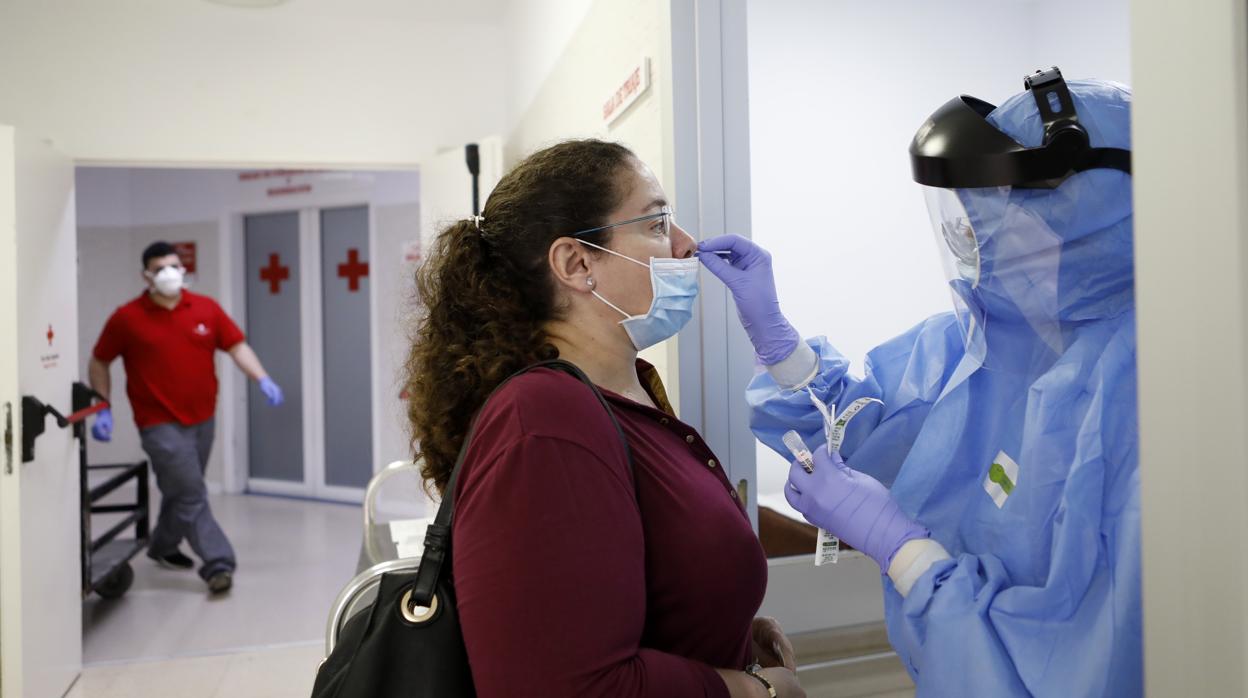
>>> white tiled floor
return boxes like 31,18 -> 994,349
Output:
82,492 -> 361,666
66,642 -> 324,698
72,492 -> 912,697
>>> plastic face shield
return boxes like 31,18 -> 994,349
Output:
925,186 -> 981,288
910,68 -> 1134,375
923,184 -> 1067,373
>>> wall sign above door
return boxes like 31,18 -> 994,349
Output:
603,57 -> 652,127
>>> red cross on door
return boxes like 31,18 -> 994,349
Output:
337,248 -> 369,292
259,253 -> 290,294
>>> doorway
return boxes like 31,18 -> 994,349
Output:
242,204 -> 375,500
72,165 -> 421,670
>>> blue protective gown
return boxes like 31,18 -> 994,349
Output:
748,80 -> 1141,696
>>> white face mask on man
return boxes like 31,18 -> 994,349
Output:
148,266 -> 186,297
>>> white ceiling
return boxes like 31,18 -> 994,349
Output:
197,0 -> 512,25
0,0 -> 517,165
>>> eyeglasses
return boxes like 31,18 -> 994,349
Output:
569,210 -> 673,238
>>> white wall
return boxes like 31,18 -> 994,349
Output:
77,168 -> 423,228
502,0 -> 597,127
746,0 -> 1131,516
505,0 -> 681,402
505,1 -> 669,172
0,0 -> 508,167
373,200 -> 422,476
419,138 -> 505,254
1030,1 -> 1131,85
76,167 -> 421,493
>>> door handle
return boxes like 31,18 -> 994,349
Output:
4,402 -> 12,475
21,395 -> 70,463
21,384 -> 110,463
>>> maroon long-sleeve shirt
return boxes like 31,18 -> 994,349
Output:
452,362 -> 768,697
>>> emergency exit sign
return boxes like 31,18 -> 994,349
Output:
603,57 -> 652,126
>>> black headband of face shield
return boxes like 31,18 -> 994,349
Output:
909,67 -> 1132,189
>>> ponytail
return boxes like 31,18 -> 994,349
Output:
405,139 -> 637,494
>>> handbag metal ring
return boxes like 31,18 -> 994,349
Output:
400,589 -> 438,624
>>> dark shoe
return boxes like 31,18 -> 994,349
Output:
147,549 -> 195,570
207,571 -> 233,594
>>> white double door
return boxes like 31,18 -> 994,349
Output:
238,205 -> 375,503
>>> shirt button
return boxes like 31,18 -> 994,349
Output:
707,459 -> 717,468
730,490 -> 739,499
685,435 -> 696,444
660,417 -> 670,425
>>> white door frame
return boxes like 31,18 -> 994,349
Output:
665,0 -> 890,635
0,123 -> 24,698
1132,0 -> 1248,693
224,196 -> 379,504
668,0 -> 758,528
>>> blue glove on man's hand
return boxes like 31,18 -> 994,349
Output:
696,235 -> 800,365
258,377 -> 284,407
786,448 -> 929,570
91,408 -> 113,442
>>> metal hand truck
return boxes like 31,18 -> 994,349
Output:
74,383 -> 151,599
24,381 -> 152,599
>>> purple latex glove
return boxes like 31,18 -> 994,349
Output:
258,377 -> 284,407
696,235 -> 801,365
785,448 -> 929,570
91,407 -> 113,442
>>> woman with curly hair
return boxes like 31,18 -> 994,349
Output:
405,139 -> 804,698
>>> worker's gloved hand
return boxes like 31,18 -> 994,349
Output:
786,448 -> 929,570
91,408 -> 113,442
258,377 -> 284,407
696,235 -> 800,365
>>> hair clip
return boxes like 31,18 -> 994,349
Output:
470,215 -> 485,231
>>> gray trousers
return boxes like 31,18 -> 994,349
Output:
140,419 -> 236,579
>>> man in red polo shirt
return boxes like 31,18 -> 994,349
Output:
88,241 -> 284,594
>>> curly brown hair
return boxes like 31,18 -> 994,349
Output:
405,139 -> 638,494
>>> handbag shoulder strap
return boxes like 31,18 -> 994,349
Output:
411,359 -> 635,606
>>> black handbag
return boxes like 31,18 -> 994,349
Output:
311,360 -> 634,697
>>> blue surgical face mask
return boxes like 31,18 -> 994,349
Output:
577,239 -> 700,351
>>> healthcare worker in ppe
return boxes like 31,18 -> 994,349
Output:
698,68 -> 1141,696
